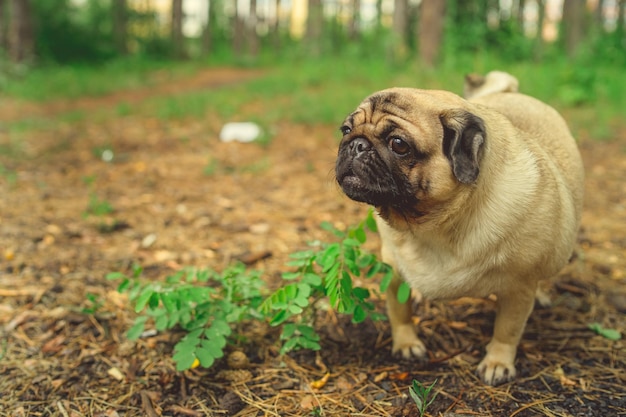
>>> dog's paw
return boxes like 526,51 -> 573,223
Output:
476,341 -> 517,385
391,324 -> 427,360
476,357 -> 516,385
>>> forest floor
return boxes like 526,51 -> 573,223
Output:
0,67 -> 625,417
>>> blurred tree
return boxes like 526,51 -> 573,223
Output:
562,0 -> 585,57
418,0 -> 445,67
171,0 -> 185,59
533,0 -> 546,60
0,0 -> 6,53
7,0 -> 33,63
233,0 -> 244,57
112,0 -> 128,55
349,0 -> 360,40
617,0 -> 625,37
306,0 -> 323,56
392,0 -> 408,58
202,0 -> 213,55
249,0 -> 259,57
271,0 -> 281,49
594,0 -> 605,30
517,0 -> 526,28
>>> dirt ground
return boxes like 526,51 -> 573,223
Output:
0,68 -> 625,417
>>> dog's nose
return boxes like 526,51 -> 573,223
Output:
349,137 -> 371,156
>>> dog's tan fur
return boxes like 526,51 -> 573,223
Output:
335,75 -> 584,385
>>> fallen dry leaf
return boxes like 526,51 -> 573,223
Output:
310,372 -> 330,389
107,367 -> 125,381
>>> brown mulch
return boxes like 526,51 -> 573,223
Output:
0,68 -> 625,417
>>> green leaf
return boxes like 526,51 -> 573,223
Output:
352,305 -> 367,323
397,282 -> 411,304
288,305 -> 303,314
357,253 -> 375,268
200,339 -> 225,359
379,269 -> 393,293
302,273 -> 322,286
353,227 -> 367,244
134,288 -> 154,313
299,337 -> 322,351
297,325 -> 319,341
588,323 -> 622,340
289,250 -> 315,260
366,262 -> 382,278
173,346 -> 197,371
281,271 -> 301,280
320,221 -> 344,238
365,211 -> 378,232
342,238 -> 361,247
352,287 -> 370,300
211,319 -> 231,336
270,310 -> 288,326
148,292 -> 161,309
106,272 -> 127,281
127,316 -> 148,340
155,312 -> 169,331
281,323 -> 297,339
280,337 -> 300,355
195,347 -> 215,368
116,278 -> 131,293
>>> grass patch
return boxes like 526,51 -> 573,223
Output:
1,57 -> 205,101
2,54 -> 625,142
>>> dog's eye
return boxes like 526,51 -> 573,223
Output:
340,125 -> 352,135
389,137 -> 410,155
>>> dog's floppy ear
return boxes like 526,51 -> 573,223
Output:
440,110 -> 486,184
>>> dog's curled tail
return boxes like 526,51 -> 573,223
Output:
464,71 -> 519,100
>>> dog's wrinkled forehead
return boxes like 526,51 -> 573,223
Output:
346,91 -> 414,127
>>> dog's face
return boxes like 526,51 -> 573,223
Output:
335,88 -> 486,220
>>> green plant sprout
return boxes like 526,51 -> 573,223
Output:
260,209 -> 395,354
108,210 -> 404,370
409,378 -> 439,417
107,263 -> 265,371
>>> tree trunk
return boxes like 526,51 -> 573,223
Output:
617,0 -> 625,37
249,0 -> 259,57
561,0 -> 585,57
418,0 -> 445,67
233,0 -> 244,56
0,0 -> 7,53
594,0 -> 605,30
8,0 -> 33,63
112,0 -> 128,55
375,0 -> 383,31
171,0 -> 185,59
349,0 -> 360,40
518,0 -> 526,29
306,0 -> 323,56
393,0 -> 408,58
533,0 -> 546,60
201,0 -> 212,55
271,0 -> 281,49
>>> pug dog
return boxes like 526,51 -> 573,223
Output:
335,73 -> 584,385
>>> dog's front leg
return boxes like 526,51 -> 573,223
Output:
477,285 -> 535,385
386,273 -> 427,359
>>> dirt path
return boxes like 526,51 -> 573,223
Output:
0,67 -> 264,123
0,68 -> 624,416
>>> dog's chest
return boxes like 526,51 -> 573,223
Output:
388,235 -> 498,300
